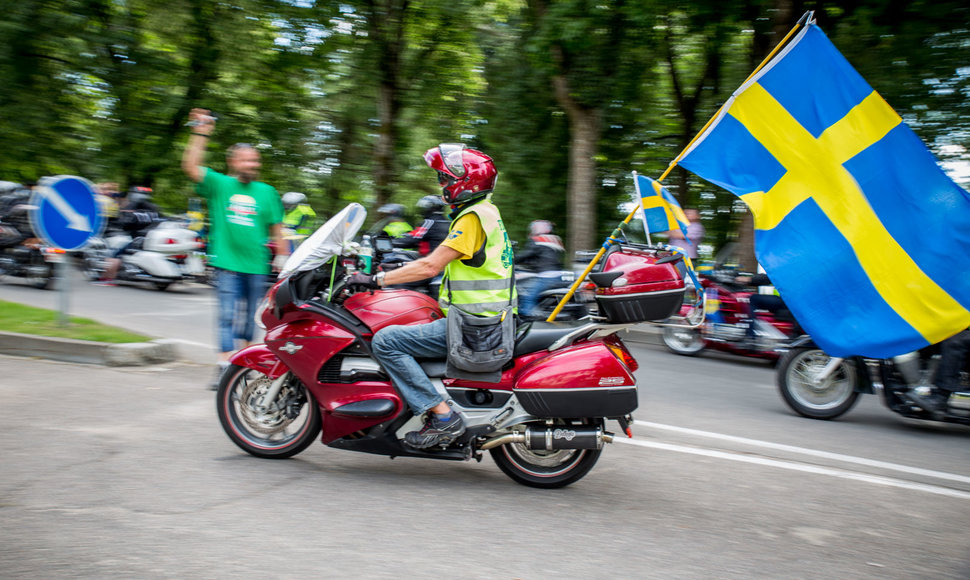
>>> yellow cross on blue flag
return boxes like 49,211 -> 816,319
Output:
634,174 -> 691,241
678,20 -> 970,358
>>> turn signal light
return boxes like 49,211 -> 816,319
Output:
606,341 -> 639,372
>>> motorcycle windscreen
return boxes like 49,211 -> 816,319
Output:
278,203 -> 366,279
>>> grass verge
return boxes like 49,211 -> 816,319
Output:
0,299 -> 151,343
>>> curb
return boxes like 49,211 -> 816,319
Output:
0,330 -> 181,367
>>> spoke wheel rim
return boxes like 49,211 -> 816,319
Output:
665,327 -> 703,352
787,351 -> 854,411
226,369 -> 313,450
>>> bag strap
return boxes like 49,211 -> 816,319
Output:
445,269 -> 516,309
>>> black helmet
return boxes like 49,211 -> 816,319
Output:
416,195 -> 446,212
377,203 -> 405,218
127,186 -> 153,207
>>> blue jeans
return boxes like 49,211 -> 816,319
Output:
371,318 -> 448,415
215,268 -> 266,354
518,275 -> 561,318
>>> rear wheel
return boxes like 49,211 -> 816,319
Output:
152,281 -> 172,291
662,325 -> 705,356
217,365 -> 321,458
490,421 -> 602,489
777,347 -> 859,419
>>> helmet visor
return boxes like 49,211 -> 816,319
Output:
438,143 -> 466,177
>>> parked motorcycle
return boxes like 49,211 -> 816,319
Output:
80,219 -> 205,290
215,204 -> 686,488
0,226 -> 62,289
776,336 -> 970,425
0,192 -> 60,289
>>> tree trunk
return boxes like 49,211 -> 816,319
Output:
738,0 -> 797,272
552,74 -> 600,258
367,0 -> 408,210
374,80 -> 397,209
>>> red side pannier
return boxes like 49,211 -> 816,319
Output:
589,245 -> 685,323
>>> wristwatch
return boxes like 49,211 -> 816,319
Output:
374,271 -> 386,288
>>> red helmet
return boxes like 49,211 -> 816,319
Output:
423,143 -> 497,205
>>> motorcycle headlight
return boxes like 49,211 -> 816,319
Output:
254,295 -> 273,330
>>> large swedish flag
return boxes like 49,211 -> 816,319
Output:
678,22 -> 970,358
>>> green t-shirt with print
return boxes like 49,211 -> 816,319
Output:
196,168 -> 283,274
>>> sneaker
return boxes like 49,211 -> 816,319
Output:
904,386 -> 948,418
403,411 -> 466,449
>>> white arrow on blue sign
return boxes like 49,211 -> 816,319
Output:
30,176 -> 104,251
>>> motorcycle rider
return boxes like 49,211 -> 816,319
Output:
375,203 -> 412,238
95,187 -> 162,285
281,191 -> 317,244
735,268 -> 799,346
906,328 -> 970,417
348,143 -> 514,449
514,219 -> 566,319
391,195 -> 450,256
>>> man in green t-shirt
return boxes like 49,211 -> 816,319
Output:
181,108 -> 287,388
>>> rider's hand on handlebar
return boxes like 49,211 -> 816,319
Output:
347,272 -> 378,289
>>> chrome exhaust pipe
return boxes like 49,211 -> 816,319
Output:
480,426 -> 613,451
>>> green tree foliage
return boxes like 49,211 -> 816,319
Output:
0,0 -> 966,256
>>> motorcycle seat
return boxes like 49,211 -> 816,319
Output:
419,360 -> 448,378
513,320 -> 591,357
414,321 -> 590,377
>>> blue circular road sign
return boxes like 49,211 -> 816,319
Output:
30,176 -> 103,251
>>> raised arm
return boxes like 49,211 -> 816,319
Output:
181,108 -> 215,183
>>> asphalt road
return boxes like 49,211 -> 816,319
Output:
2,267 -> 969,577
1,326 -> 968,578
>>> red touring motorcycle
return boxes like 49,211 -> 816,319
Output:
216,204 -> 686,488
661,267 -> 800,361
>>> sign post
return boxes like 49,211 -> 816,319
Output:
29,176 -> 103,326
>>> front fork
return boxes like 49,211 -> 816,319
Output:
809,356 -> 845,385
254,371 -> 291,413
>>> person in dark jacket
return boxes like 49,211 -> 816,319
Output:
392,195 -> 451,256
514,219 -> 566,319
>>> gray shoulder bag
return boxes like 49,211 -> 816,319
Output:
445,275 -> 516,374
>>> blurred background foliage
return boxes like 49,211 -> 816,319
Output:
1,0 -> 967,262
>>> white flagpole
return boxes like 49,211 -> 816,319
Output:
631,171 -> 652,245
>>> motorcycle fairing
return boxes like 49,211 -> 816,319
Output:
230,344 -> 289,379
265,318 -> 357,384
342,289 -> 443,334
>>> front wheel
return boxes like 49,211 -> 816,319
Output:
662,325 -> 706,356
777,347 -> 859,419
217,365 -> 321,458
489,422 -> 602,488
